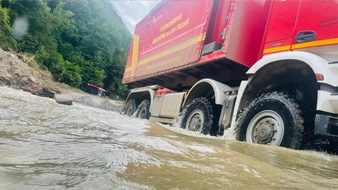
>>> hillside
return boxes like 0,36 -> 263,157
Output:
0,0 -> 131,98
0,49 -> 123,112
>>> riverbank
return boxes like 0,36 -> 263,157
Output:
0,49 -> 123,112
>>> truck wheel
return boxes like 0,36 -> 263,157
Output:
181,97 -> 213,135
124,99 -> 137,117
237,92 -> 304,149
136,99 -> 150,119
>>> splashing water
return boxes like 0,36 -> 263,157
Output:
1,86 -> 338,190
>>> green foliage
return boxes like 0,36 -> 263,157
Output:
0,2 -> 17,50
0,0 -> 131,97
60,0 -> 131,97
56,59 -> 82,87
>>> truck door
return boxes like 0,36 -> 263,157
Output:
291,1 -> 338,51
263,0 -> 300,55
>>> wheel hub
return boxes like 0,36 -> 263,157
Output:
189,114 -> 202,131
254,120 -> 275,144
186,110 -> 204,132
246,110 -> 284,146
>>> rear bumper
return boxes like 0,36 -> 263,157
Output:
315,114 -> 338,138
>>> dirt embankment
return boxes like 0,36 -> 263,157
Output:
0,49 -> 123,112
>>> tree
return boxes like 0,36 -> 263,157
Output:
0,0 -> 132,97
0,0 -> 16,50
61,0 -> 131,96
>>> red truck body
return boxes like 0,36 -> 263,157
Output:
123,0 -> 272,89
123,0 -> 338,89
265,0 -> 338,53
122,0 -> 338,149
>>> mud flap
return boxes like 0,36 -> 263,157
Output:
219,95 -> 237,132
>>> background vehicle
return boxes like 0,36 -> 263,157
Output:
121,0 -> 338,149
86,84 -> 107,97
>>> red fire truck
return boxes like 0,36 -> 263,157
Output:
121,0 -> 338,149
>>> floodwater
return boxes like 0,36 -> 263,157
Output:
0,86 -> 338,190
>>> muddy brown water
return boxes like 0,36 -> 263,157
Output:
0,86 -> 338,190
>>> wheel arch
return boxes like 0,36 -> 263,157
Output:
239,52 -> 324,111
235,52 -> 323,141
248,51 -> 329,78
182,79 -> 233,109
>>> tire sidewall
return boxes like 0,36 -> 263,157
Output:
238,96 -> 299,148
124,100 -> 136,117
181,98 -> 213,135
136,100 -> 150,119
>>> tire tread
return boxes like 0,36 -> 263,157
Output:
236,91 -> 304,149
181,97 -> 213,135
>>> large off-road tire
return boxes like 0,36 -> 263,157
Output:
124,99 -> 137,117
236,92 -> 304,149
136,99 -> 150,119
181,97 -> 213,135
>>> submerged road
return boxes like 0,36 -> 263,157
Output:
0,87 -> 338,189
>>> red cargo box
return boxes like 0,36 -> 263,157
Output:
123,0 -> 214,82
123,0 -> 271,89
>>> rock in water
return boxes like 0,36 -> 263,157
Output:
32,88 -> 56,98
54,93 -> 73,105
